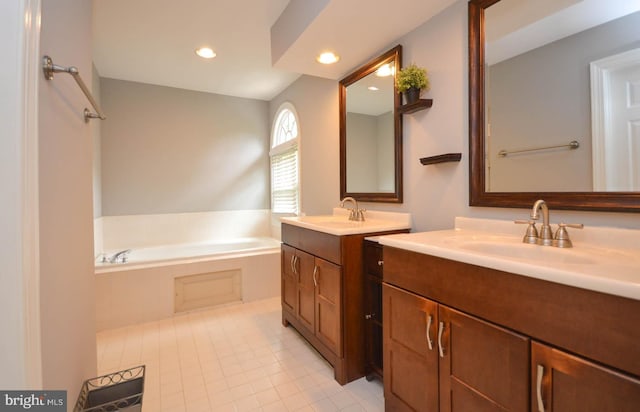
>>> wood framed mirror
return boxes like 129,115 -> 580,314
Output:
340,45 -> 403,203
469,0 -> 640,212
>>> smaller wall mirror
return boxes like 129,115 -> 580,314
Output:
340,45 -> 403,203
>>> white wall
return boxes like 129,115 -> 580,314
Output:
39,0 -> 97,405
0,0 -> 38,389
269,75 -> 340,216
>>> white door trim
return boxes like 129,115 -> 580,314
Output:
22,0 -> 43,389
590,48 -> 640,191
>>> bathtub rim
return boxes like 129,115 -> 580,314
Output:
95,237 -> 281,274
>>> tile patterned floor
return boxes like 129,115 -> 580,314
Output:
96,297 -> 384,411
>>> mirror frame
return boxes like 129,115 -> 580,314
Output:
340,45 -> 403,203
469,0 -> 640,212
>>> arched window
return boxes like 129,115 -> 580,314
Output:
270,103 -> 300,214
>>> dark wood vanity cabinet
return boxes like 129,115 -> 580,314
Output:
382,246 -> 640,411
384,283 -> 529,411
281,223 -> 408,384
282,244 -> 341,353
531,342 -> 640,412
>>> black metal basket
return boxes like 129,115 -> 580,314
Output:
74,365 -> 145,411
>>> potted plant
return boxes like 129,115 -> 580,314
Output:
396,63 -> 430,104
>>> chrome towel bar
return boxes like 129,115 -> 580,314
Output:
498,140 -> 579,157
42,55 -> 106,122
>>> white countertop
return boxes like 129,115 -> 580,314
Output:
378,217 -> 640,301
281,209 -> 411,236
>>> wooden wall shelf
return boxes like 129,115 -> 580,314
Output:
398,98 -> 433,115
420,153 -> 462,165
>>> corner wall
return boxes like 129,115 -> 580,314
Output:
39,0 -> 97,403
282,0 -> 640,232
269,75 -> 340,216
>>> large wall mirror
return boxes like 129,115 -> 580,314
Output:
340,45 -> 403,203
469,0 -> 640,211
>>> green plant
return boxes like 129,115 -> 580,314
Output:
395,63 -> 429,93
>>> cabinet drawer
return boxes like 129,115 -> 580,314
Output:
363,240 -> 383,278
282,224 -> 341,264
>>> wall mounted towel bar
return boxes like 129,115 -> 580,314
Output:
42,55 -> 106,122
498,140 -> 579,157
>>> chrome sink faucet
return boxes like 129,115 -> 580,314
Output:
531,199 -> 553,246
340,196 -> 365,221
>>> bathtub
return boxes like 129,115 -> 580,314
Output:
95,237 -> 282,331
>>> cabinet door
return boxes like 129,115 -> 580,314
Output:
314,258 -> 342,356
281,245 -> 297,315
439,306 -> 529,412
383,284 -> 439,411
296,250 -> 316,331
364,241 -> 384,378
532,341 -> 640,412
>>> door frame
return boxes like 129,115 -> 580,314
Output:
590,48 -> 640,190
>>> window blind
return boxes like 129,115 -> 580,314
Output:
271,147 -> 299,214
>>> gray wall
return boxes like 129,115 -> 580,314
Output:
269,75 -> 339,216
92,64 -> 102,218
100,78 -> 270,216
346,112 -> 378,192
346,111 -> 394,192
39,0 -> 97,402
488,11 -> 640,192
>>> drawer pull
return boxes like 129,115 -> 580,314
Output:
426,314 -> 434,350
536,364 -> 545,412
437,321 -> 445,358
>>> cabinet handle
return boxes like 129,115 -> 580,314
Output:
536,364 -> 545,412
426,314 -> 434,350
313,265 -> 318,287
290,255 -> 296,274
377,260 -> 384,266
437,321 -> 445,358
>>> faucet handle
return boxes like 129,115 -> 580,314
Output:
553,223 -> 583,248
515,220 -> 539,244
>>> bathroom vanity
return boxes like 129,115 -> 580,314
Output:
280,210 -> 410,384
379,218 -> 640,411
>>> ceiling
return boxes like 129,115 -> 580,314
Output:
92,0 -> 457,101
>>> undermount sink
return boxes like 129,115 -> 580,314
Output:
378,217 -> 640,301
281,209 -> 412,236
458,240 -> 595,265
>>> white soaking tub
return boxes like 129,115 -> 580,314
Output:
95,237 -> 281,331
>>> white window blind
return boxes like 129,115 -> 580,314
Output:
271,147 -> 299,213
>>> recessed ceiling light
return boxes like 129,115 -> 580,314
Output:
195,47 -> 216,59
368,86 -> 379,91
376,64 -> 394,77
316,51 -> 340,65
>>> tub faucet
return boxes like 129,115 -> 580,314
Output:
340,196 -> 365,221
531,199 -> 553,246
109,249 -> 131,263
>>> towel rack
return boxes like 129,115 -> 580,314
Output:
42,55 -> 106,122
498,140 -> 579,157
